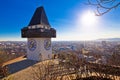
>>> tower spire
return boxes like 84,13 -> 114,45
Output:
28,6 -> 50,26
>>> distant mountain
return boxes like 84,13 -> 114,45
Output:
97,38 -> 120,41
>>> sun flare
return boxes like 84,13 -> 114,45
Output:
81,11 -> 97,26
75,10 -> 101,40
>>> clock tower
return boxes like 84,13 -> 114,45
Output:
21,6 -> 56,61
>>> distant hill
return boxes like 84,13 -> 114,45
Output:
97,38 -> 120,41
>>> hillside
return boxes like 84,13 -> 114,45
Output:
1,58 -> 120,80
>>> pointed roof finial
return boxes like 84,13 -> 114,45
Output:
28,6 -> 50,26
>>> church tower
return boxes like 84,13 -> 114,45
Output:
21,6 -> 56,61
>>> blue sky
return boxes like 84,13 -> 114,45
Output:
0,0 -> 120,41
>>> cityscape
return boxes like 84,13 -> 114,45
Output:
0,40 -> 120,79
0,0 -> 120,80
0,40 -> 120,66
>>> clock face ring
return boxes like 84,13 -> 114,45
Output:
28,39 -> 37,51
44,39 -> 51,50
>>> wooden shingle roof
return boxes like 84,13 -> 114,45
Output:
28,6 -> 50,26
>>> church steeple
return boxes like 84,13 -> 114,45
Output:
28,6 -> 50,26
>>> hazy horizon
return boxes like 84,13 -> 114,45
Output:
1,37 -> 120,42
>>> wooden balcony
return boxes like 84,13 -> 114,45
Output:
21,27 -> 56,38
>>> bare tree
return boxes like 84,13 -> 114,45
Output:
31,60 -> 57,80
32,50 -> 120,80
87,0 -> 120,16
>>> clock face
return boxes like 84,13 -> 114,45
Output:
44,39 -> 51,50
28,39 -> 37,51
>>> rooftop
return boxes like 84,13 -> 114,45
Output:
28,6 -> 50,26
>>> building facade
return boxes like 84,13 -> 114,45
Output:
21,6 -> 56,61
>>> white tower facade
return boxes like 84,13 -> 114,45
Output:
21,7 -> 56,61
27,38 -> 52,61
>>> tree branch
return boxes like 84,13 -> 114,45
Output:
87,0 -> 120,16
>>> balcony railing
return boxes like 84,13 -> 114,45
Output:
21,27 -> 56,38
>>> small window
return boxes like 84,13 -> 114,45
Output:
41,25 -> 43,28
45,26 -> 48,29
39,53 -> 42,61
32,26 -> 35,29
37,25 -> 41,28
48,55 -> 50,58
41,29 -> 44,32
35,25 -> 38,28
28,26 -> 31,29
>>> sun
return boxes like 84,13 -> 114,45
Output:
75,10 -> 100,40
81,11 -> 97,26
